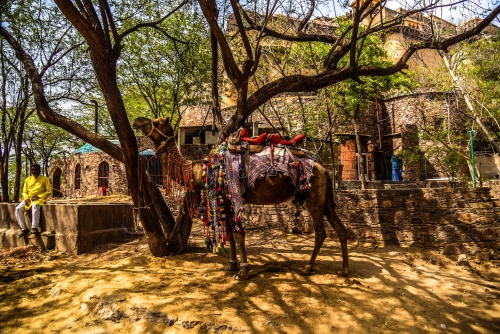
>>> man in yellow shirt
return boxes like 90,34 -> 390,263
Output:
16,164 -> 52,237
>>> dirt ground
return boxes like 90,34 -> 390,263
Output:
1,220 -> 499,334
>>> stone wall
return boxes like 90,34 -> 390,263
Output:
49,137 -> 157,198
484,180 -> 500,199
0,203 -> 134,254
241,187 -> 499,262
49,152 -> 128,198
379,92 -> 470,180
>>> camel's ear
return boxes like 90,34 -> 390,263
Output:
152,118 -> 161,127
165,117 -> 170,125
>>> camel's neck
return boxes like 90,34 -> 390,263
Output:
166,143 -> 188,165
161,144 -> 202,188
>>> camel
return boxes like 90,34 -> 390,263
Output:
132,117 -> 349,280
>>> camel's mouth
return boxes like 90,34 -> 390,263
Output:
131,123 -> 143,131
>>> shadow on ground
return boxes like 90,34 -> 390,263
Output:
1,222 -> 499,334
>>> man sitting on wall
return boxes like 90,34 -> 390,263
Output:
16,164 -> 52,237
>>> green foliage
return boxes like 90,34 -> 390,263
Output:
23,115 -> 83,170
423,144 -> 468,186
455,34 -> 500,121
1,0 -> 100,199
119,5 -> 211,125
248,21 -> 419,141
327,33 -> 417,119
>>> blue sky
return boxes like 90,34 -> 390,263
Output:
313,0 -> 499,24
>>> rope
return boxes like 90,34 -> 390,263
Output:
135,152 -> 144,232
145,120 -> 171,139
198,105 -> 211,137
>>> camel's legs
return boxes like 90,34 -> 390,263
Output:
299,199 -> 327,275
223,216 -> 239,272
324,184 -> 349,276
231,221 -> 250,280
222,196 -> 249,279
296,168 -> 329,275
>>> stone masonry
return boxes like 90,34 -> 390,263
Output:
48,137 -> 213,198
240,185 -> 500,262
49,152 -> 128,198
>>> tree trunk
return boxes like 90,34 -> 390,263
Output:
440,52 -> 500,177
0,39 -> 8,202
13,134 -> 23,201
0,150 -> 8,202
208,0 -> 221,131
90,57 -> 173,256
353,119 -> 366,190
168,209 -> 194,254
442,53 -> 500,152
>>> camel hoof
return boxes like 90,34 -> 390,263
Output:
338,268 -> 349,277
223,261 -> 239,272
233,265 -> 250,280
298,264 -> 313,276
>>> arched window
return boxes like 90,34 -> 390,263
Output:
75,164 -> 81,190
140,155 -> 163,186
52,167 -> 62,197
98,161 -> 109,188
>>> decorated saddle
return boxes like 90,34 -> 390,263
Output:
199,128 -> 316,250
227,128 -> 307,156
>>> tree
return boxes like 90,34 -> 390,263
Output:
1,0 -> 499,257
325,29 -> 417,188
23,117 -> 82,176
1,0 -> 190,256
196,0 -> 500,146
0,0 -> 94,201
447,34 -> 500,171
440,36 -> 500,173
119,6 -> 212,127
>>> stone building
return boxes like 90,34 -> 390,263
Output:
179,6 -> 499,185
48,138 -> 162,198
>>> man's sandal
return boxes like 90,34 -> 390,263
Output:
17,229 -> 29,237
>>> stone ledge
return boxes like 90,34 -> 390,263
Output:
0,203 -> 133,254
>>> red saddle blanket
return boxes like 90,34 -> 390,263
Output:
238,128 -> 306,146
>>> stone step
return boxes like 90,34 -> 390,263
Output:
0,228 -> 46,250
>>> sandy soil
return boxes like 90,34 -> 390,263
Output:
1,221 -> 499,334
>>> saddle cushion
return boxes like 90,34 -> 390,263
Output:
269,133 -> 281,144
269,133 -> 306,145
278,134 -> 306,146
241,132 -> 268,145
229,129 -> 306,146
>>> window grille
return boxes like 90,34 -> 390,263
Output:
98,161 -> 109,188
140,155 -> 163,186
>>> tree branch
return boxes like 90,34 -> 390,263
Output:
198,0 -> 242,85
0,25 -> 123,162
117,0 -> 189,44
298,0 -> 315,32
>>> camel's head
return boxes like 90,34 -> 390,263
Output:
132,117 -> 174,145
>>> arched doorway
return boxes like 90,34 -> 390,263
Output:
52,167 -> 62,197
98,161 -> 109,188
340,140 -> 357,180
74,164 -> 81,189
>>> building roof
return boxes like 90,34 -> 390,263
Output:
73,141 -> 155,156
